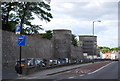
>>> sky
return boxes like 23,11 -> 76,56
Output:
31,0 -> 119,48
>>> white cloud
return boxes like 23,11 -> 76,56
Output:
62,3 -> 74,8
32,0 -> 119,48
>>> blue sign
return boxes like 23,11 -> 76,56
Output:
18,36 -> 26,46
16,25 -> 20,34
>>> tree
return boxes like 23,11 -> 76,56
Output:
42,30 -> 52,40
98,46 -> 111,53
2,2 -> 18,31
2,1 -> 53,34
98,46 -> 120,53
72,34 -> 78,46
111,47 -> 120,51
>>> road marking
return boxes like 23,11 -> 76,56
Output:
66,71 -> 71,73
31,77 -> 38,79
80,70 -> 84,73
68,76 -> 75,79
17,74 -> 22,77
87,62 -> 114,75
27,77 -> 34,79
76,70 -> 79,73
88,72 -> 92,74
79,74 -> 85,76
19,76 -> 38,79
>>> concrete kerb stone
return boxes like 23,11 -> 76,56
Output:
22,63 -> 80,75
21,62 -> 92,76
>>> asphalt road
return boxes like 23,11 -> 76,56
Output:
74,61 -> 118,79
1,61 -> 119,81
45,61 -> 119,80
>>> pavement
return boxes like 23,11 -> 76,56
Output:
2,62 -> 94,79
2,69 -> 18,79
17,61 -> 112,79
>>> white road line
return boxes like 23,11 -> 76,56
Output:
19,76 -> 38,79
88,62 -> 114,75
19,76 -> 35,79
68,76 -> 75,79
81,70 -> 84,73
66,71 -> 71,73
31,77 -> 38,79
27,77 -> 33,79
88,72 -> 92,74
79,74 -> 85,76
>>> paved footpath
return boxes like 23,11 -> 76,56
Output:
17,61 -> 112,79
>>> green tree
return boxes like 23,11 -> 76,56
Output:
111,46 -> 120,51
72,34 -> 78,46
42,30 -> 53,40
98,46 -> 111,53
2,2 -> 18,31
2,1 -> 53,34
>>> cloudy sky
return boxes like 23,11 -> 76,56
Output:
32,0 -> 119,48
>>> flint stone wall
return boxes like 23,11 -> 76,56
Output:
2,30 -> 53,70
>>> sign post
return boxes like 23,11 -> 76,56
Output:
16,24 -> 21,34
18,36 -> 26,74
18,36 -> 26,46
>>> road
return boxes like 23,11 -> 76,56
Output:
2,61 -> 119,81
44,61 -> 119,80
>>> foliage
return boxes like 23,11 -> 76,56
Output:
111,46 -> 120,51
77,40 -> 81,46
2,2 -> 53,34
2,2 -> 18,31
98,46 -> 120,53
72,34 -> 78,46
42,30 -> 52,40
98,46 -> 111,53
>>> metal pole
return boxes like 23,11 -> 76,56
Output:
19,2 -> 26,74
19,22 -> 22,74
93,21 -> 94,36
19,46 -> 22,74
93,21 -> 94,63
19,17 -> 23,74
92,21 -> 101,63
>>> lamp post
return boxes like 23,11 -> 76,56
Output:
93,21 -> 101,36
92,20 -> 101,63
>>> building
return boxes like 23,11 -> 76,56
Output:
104,52 -> 111,59
79,35 -> 97,58
52,29 -> 72,59
111,51 -> 119,59
101,51 -> 120,59
96,48 -> 100,57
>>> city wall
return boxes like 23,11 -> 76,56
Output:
2,30 -> 83,70
2,30 -> 53,70
71,45 -> 83,59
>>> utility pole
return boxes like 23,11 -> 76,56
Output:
92,20 -> 101,63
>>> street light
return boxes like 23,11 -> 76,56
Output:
92,20 -> 101,63
93,20 -> 101,36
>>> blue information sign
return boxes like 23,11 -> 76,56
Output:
16,25 -> 20,34
18,36 -> 26,46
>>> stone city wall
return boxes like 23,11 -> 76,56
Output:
52,29 -> 72,59
2,30 -> 53,70
71,45 -> 84,60
2,29 -> 83,70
